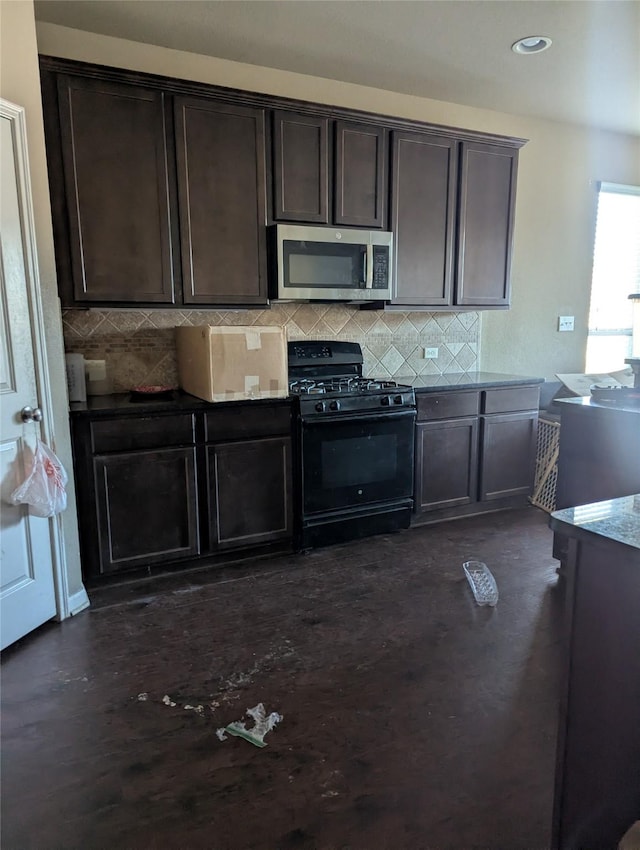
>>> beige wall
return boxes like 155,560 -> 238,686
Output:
483,122 -> 639,377
1,3 -> 84,598
36,22 -> 640,381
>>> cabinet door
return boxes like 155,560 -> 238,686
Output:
390,132 -> 457,306
456,142 -> 518,307
56,75 -> 175,305
479,411 -> 538,501
208,437 -> 292,549
94,447 -> 199,574
415,418 -> 478,512
174,97 -> 268,305
334,121 -> 386,228
273,111 -> 329,223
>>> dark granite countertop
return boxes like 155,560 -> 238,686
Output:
394,372 -> 545,392
69,392 -> 292,418
550,495 -> 640,552
69,373 -> 545,417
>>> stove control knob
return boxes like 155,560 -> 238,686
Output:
329,400 -> 340,411
394,394 -> 403,405
315,401 -> 326,413
381,396 -> 391,406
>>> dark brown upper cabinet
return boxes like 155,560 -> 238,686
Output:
273,110 -> 387,228
390,132 -> 458,307
43,70 -> 269,308
54,75 -> 176,305
41,57 -> 524,311
273,111 -> 329,223
456,142 -> 518,308
334,120 -> 386,227
174,96 -> 268,305
391,134 -> 519,309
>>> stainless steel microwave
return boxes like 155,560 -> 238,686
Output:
272,224 -> 393,302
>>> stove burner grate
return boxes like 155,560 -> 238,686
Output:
289,377 -> 402,396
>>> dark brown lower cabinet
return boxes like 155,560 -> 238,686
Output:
479,411 -> 538,500
416,418 -> 478,511
72,401 -> 294,581
413,384 -> 540,523
94,447 -> 199,573
207,436 -> 293,549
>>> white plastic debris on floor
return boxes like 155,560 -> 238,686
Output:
216,703 -> 283,748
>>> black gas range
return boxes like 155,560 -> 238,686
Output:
288,341 -> 416,415
288,341 -> 416,550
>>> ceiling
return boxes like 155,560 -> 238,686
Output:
34,0 -> 640,136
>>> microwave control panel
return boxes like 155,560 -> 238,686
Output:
372,247 -> 390,290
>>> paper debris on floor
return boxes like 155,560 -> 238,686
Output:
216,702 -> 283,748
183,703 -> 205,714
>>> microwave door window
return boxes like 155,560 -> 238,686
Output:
289,254 -> 352,287
284,241 -> 365,289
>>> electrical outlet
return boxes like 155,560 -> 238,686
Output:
558,316 -> 575,332
424,347 -> 439,358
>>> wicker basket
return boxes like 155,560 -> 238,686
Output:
531,416 -> 561,513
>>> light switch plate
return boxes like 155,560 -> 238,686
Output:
558,316 -> 575,332
424,347 -> 439,358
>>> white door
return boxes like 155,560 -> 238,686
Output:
0,100 -> 57,649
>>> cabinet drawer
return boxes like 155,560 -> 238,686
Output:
206,402 -> 292,442
417,391 -> 479,421
482,386 -> 540,414
91,414 -> 196,453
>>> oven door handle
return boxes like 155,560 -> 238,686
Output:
302,409 -> 417,426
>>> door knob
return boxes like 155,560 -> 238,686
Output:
20,406 -> 43,423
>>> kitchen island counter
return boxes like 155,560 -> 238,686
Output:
555,394 -> 640,416
550,492 -> 640,552
549,495 -> 640,850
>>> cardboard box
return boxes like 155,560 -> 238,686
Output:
175,325 -> 288,402
555,369 -> 634,396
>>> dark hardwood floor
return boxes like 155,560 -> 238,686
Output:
1,507 -> 563,849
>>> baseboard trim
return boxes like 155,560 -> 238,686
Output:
68,587 -> 90,616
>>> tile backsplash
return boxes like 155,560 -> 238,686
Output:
62,304 -> 480,393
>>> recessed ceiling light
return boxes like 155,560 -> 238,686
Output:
511,36 -> 553,54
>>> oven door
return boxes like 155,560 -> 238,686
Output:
300,409 -> 416,516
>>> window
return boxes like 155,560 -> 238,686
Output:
585,183 -> 640,373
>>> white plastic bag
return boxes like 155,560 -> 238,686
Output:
10,438 -> 68,517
